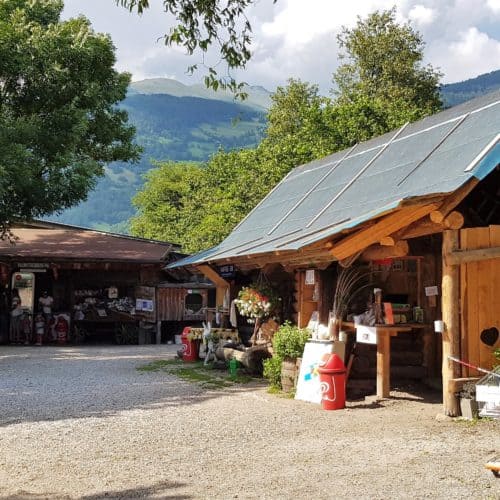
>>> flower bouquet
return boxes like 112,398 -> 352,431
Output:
234,284 -> 279,324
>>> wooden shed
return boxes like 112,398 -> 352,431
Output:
169,91 -> 500,416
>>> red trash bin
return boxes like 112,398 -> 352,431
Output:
318,353 -> 346,410
181,327 -> 198,362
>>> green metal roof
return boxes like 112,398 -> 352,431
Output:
170,90 -> 500,268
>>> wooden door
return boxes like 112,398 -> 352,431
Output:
460,225 -> 500,376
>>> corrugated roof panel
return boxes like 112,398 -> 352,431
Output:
168,91 -> 500,269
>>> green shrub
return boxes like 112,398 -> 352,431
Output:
263,356 -> 282,389
273,321 -> 310,359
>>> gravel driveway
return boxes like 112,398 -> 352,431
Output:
0,345 -> 498,499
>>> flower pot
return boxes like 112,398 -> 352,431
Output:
281,357 -> 298,393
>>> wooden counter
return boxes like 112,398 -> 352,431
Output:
343,322 -> 429,399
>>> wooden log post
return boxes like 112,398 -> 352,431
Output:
442,230 -> 461,416
376,330 -> 391,399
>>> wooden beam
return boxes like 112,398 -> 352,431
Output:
379,236 -> 396,246
442,230 -> 461,417
442,211 -> 465,230
338,251 -> 362,268
226,247 -> 336,269
430,178 -> 479,223
360,241 -> 409,262
329,204 -> 438,260
196,264 -> 229,308
397,219 -> 444,240
196,264 -> 229,288
381,210 -> 463,242
446,245 -> 500,266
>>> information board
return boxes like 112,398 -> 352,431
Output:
295,340 -> 334,404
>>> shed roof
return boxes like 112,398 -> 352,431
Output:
0,221 -> 181,263
170,91 -> 500,268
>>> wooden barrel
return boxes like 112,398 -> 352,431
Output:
281,357 -> 297,393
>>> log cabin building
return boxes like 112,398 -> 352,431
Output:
170,90 -> 500,416
0,221 -> 212,345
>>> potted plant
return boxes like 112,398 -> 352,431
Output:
271,322 -> 310,393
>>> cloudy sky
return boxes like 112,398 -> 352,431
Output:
62,0 -> 500,93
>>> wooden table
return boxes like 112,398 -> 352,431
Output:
344,322 -> 428,399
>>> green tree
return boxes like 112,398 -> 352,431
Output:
333,7 -> 442,124
265,79 -> 337,165
130,161 -> 201,245
0,0 -> 140,234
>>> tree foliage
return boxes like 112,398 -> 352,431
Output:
0,0 -> 140,232
131,8 -> 443,253
117,0 -> 269,98
333,7 -> 442,123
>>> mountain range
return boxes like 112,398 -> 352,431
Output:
52,69 -> 500,232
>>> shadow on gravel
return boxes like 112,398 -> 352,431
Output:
82,479 -> 192,499
347,384 -> 442,409
1,479 -> 191,499
0,346 -> 265,427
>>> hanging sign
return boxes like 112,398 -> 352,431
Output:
218,264 -> 236,278
305,269 -> 316,285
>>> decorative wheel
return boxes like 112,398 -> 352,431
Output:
114,323 -> 139,345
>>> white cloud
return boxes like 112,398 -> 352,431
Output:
61,0 -> 500,91
408,5 -> 436,26
442,27 -> 500,80
487,0 -> 500,14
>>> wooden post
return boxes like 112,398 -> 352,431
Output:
376,329 -> 391,398
442,230 -> 461,416
156,320 -> 162,345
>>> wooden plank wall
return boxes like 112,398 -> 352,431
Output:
460,225 -> 500,376
157,288 -> 186,321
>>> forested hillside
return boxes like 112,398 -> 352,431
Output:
52,84 -> 267,231
440,70 -> 500,107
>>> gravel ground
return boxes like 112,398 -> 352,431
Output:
0,345 -> 498,500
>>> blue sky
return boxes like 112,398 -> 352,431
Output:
62,0 -> 500,93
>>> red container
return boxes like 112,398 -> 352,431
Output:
55,316 -> 69,346
181,327 -> 198,362
318,353 -> 346,410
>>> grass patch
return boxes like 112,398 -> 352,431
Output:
137,358 -> 258,389
455,416 -> 494,426
266,385 -> 295,398
136,359 -> 180,372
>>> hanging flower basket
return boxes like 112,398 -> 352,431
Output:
234,284 -> 280,324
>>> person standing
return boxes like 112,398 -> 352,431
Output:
9,288 -> 23,343
38,291 -> 54,317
